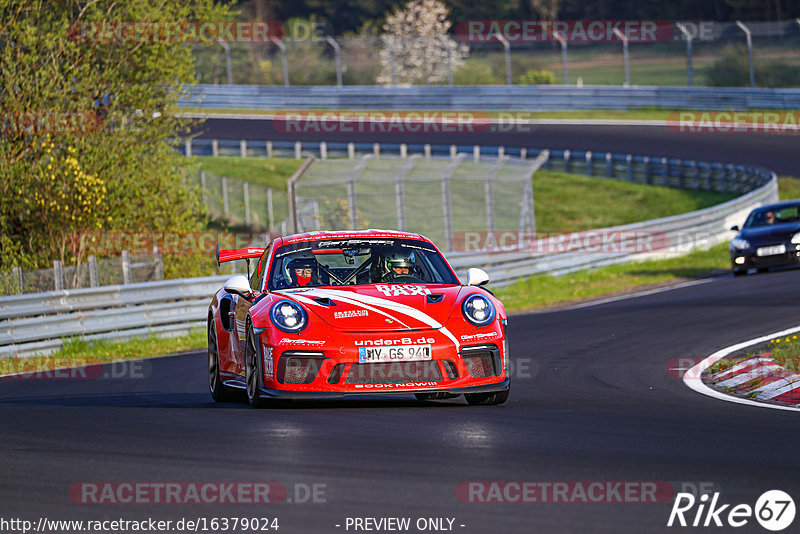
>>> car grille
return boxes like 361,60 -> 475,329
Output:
461,344 -> 502,378
277,352 -> 325,385
345,361 -> 443,385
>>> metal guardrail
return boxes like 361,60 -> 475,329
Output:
180,84 -> 800,111
0,144 -> 778,358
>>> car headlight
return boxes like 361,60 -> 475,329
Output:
730,238 -> 750,250
462,293 -> 495,327
270,300 -> 308,333
792,233 -> 800,244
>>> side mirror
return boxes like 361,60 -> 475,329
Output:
466,267 -> 490,287
730,225 -> 739,231
224,275 -> 253,298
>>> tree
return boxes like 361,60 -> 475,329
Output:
377,0 -> 468,85
0,0 -> 230,276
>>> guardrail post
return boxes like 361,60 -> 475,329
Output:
243,182 -> 251,226
606,152 -> 613,178
442,174 -> 453,250
267,188 -> 275,231
266,141 -> 273,158
348,142 -> 355,160
294,141 -> 302,159
320,141 -> 328,161
212,139 -> 219,157
53,260 -> 63,291
485,173 -> 495,233
613,28 -> 631,87
271,37 -> 289,87
553,32 -> 569,84
88,255 -> 98,288
200,170 -> 208,208
626,154 -> 633,182
585,151 -> 593,176
498,146 -> 505,158
121,251 -> 131,285
661,157 -> 669,186
153,248 -> 164,281
564,149 -> 571,173
325,36 -> 343,87
497,35 -> 512,85
473,145 -> 480,162
347,179 -> 358,230
676,23 -> 694,87
400,143 -> 407,158
373,143 -> 380,157
221,176 -> 230,219
643,156 -> 651,184
450,145 -> 457,159
240,140 -> 247,158
13,266 -> 23,294
544,150 -> 551,170
736,21 -> 756,88
184,139 -> 192,157
520,148 -> 527,160
424,144 -> 431,159
395,175 -> 406,231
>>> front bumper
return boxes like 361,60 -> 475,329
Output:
730,243 -> 800,270
259,329 -> 508,397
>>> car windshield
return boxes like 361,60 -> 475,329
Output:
268,238 -> 459,290
744,205 -> 800,228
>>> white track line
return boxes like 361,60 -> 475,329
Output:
684,325 -> 800,412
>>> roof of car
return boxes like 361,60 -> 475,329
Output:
757,199 -> 800,211
278,229 -> 430,245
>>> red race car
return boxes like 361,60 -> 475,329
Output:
207,230 -> 509,407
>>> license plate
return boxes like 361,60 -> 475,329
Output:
756,244 -> 786,256
358,345 -> 432,363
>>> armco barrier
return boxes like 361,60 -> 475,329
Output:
0,148 -> 778,358
180,84 -> 800,111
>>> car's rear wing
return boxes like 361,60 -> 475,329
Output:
216,247 -> 264,266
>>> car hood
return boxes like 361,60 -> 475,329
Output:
739,223 -> 800,244
273,285 -> 464,331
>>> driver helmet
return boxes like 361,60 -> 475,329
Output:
384,250 -> 416,278
287,257 -> 317,287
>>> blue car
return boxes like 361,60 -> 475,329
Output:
729,201 -> 800,276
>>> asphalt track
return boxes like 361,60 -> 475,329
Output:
3,119 -> 799,533
3,270 -> 800,533
196,118 -> 800,177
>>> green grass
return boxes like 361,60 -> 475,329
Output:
778,176 -> 800,200
0,329 -> 205,375
192,156 -> 301,190
534,171 -> 735,232
494,243 -> 730,312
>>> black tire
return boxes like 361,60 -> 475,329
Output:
414,392 -> 458,401
464,387 -> 510,406
208,323 -> 240,402
732,268 -> 747,276
245,324 -> 271,408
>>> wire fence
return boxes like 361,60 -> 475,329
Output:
188,20 -> 800,88
293,153 -> 542,251
0,252 -> 164,296
186,169 -> 290,233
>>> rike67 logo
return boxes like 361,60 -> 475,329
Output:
668,490 -> 795,531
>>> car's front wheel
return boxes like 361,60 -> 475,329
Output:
464,387 -> 510,406
245,325 -> 270,409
